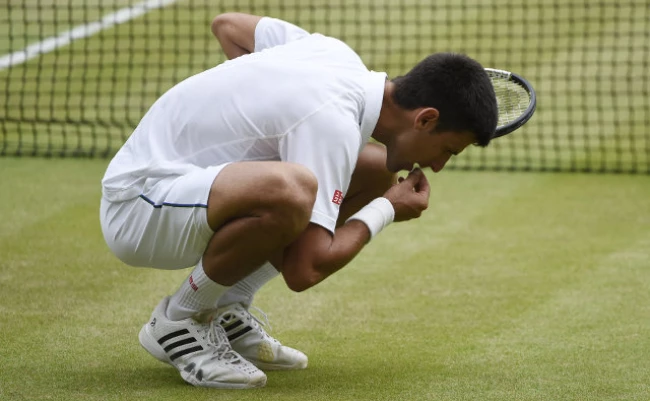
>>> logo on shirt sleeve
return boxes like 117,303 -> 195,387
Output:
332,190 -> 344,205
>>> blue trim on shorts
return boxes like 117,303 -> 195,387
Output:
139,194 -> 208,209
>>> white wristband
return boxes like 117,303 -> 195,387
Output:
345,197 -> 395,239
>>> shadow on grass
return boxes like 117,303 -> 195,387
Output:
62,364 -> 184,391
45,355 -> 445,399
4,343 -> 449,401
260,356 -> 447,399
4,364 -> 189,401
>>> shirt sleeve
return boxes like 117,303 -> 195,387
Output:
254,17 -> 311,52
279,105 -> 362,234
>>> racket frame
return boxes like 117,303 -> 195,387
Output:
485,68 -> 537,138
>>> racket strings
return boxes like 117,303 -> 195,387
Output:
484,68 -> 536,137
490,77 -> 531,127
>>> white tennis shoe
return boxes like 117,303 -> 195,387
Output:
216,303 -> 308,371
138,297 -> 267,389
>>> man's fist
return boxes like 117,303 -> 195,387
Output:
382,168 -> 430,222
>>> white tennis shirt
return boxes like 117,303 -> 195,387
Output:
102,17 -> 386,233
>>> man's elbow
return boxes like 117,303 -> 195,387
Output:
211,13 -> 234,38
282,268 -> 321,293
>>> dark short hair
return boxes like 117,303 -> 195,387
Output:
391,53 -> 498,146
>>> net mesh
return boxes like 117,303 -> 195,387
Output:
1,0 -> 648,173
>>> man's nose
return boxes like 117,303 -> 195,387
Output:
430,154 -> 451,173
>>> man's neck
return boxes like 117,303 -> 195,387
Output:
371,81 -> 401,144
371,80 -> 396,143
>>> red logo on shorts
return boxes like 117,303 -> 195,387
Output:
332,190 -> 343,205
189,275 -> 198,291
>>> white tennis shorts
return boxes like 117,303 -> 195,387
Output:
99,164 -> 230,270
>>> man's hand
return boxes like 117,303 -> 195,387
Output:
382,168 -> 430,222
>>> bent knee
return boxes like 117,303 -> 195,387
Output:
270,164 -> 317,222
251,164 -> 316,239
287,163 -> 318,204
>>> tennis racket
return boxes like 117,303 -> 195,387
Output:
485,68 -> 537,138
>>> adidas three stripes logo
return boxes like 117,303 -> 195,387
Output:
221,315 -> 253,342
157,329 -> 203,361
156,317 -> 251,361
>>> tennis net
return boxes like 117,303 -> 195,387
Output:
1,0 -> 648,173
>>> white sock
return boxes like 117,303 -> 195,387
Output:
166,259 -> 230,321
217,262 -> 280,309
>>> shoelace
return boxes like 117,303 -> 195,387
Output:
249,305 -> 273,332
202,320 -> 242,362
247,305 -> 281,343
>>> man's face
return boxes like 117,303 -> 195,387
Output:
384,129 -> 476,173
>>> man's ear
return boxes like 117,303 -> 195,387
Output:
414,108 -> 439,132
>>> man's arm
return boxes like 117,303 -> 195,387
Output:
277,221 -> 369,292
276,169 -> 430,292
211,13 -> 262,59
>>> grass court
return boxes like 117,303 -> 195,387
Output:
1,0 -> 649,399
1,159 -> 649,400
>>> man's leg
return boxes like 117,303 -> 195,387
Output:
139,161 -> 317,388
166,161 -> 317,318
210,143 -> 395,370
218,143 -> 395,308
217,263 -> 278,309
203,161 -> 318,284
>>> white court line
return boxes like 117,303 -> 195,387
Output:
0,0 -> 179,71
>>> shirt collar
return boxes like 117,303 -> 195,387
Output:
360,71 -> 387,142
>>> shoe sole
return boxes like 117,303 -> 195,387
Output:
251,359 -> 308,371
138,323 -> 267,389
182,373 -> 267,389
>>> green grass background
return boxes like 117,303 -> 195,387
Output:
1,0 -> 649,171
1,158 -> 649,400
1,1 -> 650,399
